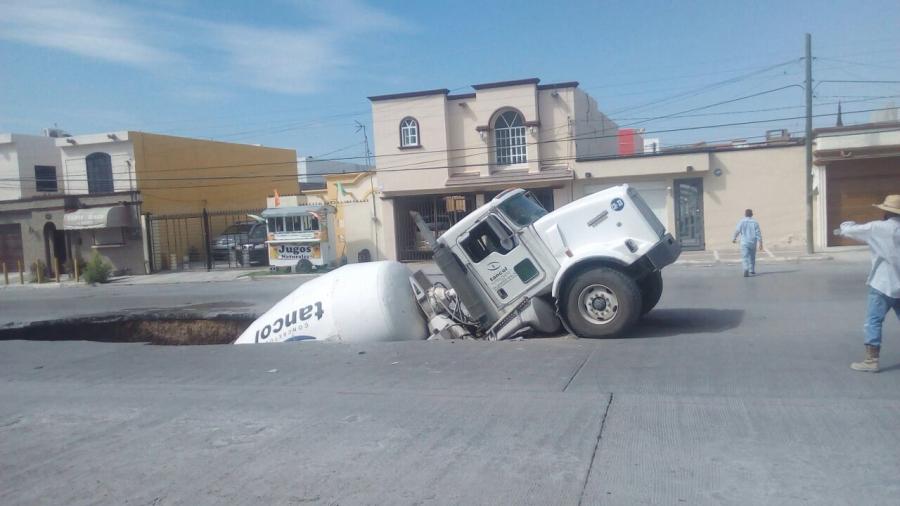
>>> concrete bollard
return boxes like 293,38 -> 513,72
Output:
18,260 -> 23,284
54,258 -> 60,283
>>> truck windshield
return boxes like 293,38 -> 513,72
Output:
498,192 -> 548,227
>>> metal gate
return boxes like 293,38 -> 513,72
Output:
146,208 -> 263,271
394,193 -> 476,262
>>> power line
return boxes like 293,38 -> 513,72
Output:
44,101 -> 898,181
5,126 -> 898,194
817,80 -> 900,85
8,105 -> 896,187
605,59 -> 802,116
309,141 -> 366,159
815,57 -> 900,71
618,85 -> 803,128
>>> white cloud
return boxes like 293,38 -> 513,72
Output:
0,0 -> 408,95
299,0 -> 408,33
207,24 -> 346,95
0,0 -> 176,66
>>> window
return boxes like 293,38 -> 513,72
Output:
460,216 -> 516,263
34,165 -> 58,192
249,224 -> 266,241
494,110 -> 527,165
300,214 -> 319,231
92,228 -> 125,247
268,214 -> 320,233
498,192 -> 548,227
86,152 -> 114,194
400,117 -> 419,147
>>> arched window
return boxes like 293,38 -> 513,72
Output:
86,152 -> 114,194
494,110 -> 526,165
400,117 -> 419,147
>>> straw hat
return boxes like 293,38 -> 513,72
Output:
874,194 -> 900,214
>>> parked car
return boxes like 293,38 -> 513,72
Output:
211,221 -> 255,261
238,222 -> 269,266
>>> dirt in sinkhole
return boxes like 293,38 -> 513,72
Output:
0,317 -> 254,345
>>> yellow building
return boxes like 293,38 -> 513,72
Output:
0,130 -> 298,277
287,171 -> 384,264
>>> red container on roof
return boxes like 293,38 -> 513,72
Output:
618,128 -> 644,155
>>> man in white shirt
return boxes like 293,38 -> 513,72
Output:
732,209 -> 763,277
837,194 -> 900,373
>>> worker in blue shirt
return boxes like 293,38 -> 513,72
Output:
732,209 -> 763,277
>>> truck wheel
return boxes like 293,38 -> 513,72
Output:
564,267 -> 642,338
639,271 -> 663,316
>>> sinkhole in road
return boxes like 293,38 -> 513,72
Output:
0,316 -> 254,345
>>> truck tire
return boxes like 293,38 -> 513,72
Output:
639,271 -> 663,316
563,267 -> 642,338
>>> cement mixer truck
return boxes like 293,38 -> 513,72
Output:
235,184 -> 681,344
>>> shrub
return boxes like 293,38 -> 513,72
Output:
83,252 -> 113,284
28,259 -> 47,283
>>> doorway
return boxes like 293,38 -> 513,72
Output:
43,222 -> 67,271
674,178 -> 705,250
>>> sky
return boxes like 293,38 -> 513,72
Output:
1,0 -> 899,163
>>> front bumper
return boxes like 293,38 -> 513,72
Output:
645,233 -> 681,270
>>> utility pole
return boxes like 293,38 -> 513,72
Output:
355,120 -> 378,260
804,33 -> 814,254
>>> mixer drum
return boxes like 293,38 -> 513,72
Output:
234,261 -> 427,344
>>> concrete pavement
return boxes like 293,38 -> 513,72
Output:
2,259 -> 899,504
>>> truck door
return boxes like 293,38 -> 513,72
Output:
458,214 -> 545,308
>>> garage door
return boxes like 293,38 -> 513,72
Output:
0,223 -> 24,267
827,161 -> 900,247
584,181 -> 668,227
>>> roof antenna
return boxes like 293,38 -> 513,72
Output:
354,120 -> 372,169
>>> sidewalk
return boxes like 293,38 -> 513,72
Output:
678,245 -> 870,266
0,267 -> 271,289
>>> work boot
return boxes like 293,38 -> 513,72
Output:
851,345 -> 880,372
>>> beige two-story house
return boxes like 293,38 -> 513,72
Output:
368,78 -> 618,261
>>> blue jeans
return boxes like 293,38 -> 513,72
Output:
741,242 -> 757,273
864,287 -> 900,347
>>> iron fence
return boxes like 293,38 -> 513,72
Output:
394,193 -> 476,262
146,208 -> 264,271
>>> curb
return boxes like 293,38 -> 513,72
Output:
677,255 -> 833,265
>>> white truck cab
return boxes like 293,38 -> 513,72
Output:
415,185 -> 681,339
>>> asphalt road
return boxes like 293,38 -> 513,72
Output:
0,277 -> 305,327
2,260 -> 900,505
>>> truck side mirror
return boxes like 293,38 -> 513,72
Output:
410,211 -> 437,251
486,215 -> 516,251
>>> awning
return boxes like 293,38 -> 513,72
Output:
64,206 -> 133,230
